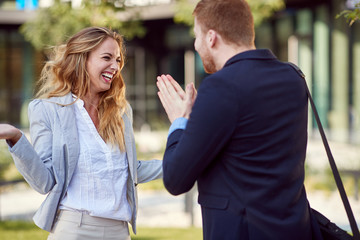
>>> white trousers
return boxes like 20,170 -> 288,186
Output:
47,210 -> 131,240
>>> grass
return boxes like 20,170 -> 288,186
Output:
138,178 -> 165,191
0,221 -> 202,240
0,221 -> 48,240
131,227 -> 202,240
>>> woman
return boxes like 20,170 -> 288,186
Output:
0,27 -> 162,240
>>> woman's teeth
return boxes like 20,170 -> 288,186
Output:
102,73 -> 113,82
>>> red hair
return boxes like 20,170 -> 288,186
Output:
193,0 -> 255,47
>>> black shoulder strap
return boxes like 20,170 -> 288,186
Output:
287,62 -> 360,239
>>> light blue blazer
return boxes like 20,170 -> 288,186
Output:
9,92 -> 163,233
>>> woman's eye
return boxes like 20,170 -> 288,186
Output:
103,56 -> 111,60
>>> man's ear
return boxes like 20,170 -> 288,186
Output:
206,30 -> 217,48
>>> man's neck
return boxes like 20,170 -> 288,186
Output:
214,44 -> 256,71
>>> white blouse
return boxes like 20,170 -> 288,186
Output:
60,97 -> 131,221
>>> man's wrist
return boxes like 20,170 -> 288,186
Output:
168,117 -> 188,136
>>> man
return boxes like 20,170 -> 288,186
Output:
156,0 -> 323,239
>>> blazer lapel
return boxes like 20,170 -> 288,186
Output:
123,113 -> 136,183
55,93 -> 80,186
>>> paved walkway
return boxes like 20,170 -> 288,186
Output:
0,137 -> 360,232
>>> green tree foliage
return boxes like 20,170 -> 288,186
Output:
21,0 -> 286,50
20,0 -> 146,50
174,0 -> 285,28
173,0 -> 196,27
337,2 -> 360,26
250,0 -> 285,26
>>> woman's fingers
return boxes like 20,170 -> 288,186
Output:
0,124 -> 22,145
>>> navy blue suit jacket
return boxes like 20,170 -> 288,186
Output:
162,49 -> 323,240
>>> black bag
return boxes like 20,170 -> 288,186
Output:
287,62 -> 360,240
312,208 -> 353,240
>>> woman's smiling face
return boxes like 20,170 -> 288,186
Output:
86,37 -> 121,96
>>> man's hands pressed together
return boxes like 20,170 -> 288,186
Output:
156,74 -> 197,123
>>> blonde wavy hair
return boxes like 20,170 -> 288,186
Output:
36,26 -> 128,151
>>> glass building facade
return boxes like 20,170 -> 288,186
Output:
0,25 -> 43,128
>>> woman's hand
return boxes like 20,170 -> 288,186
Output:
156,74 -> 197,123
0,124 -> 22,146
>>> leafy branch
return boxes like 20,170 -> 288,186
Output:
20,0 -> 146,50
336,2 -> 360,26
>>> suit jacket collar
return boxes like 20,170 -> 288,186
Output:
224,49 -> 277,68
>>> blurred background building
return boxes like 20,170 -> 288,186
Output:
0,0 -> 360,146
